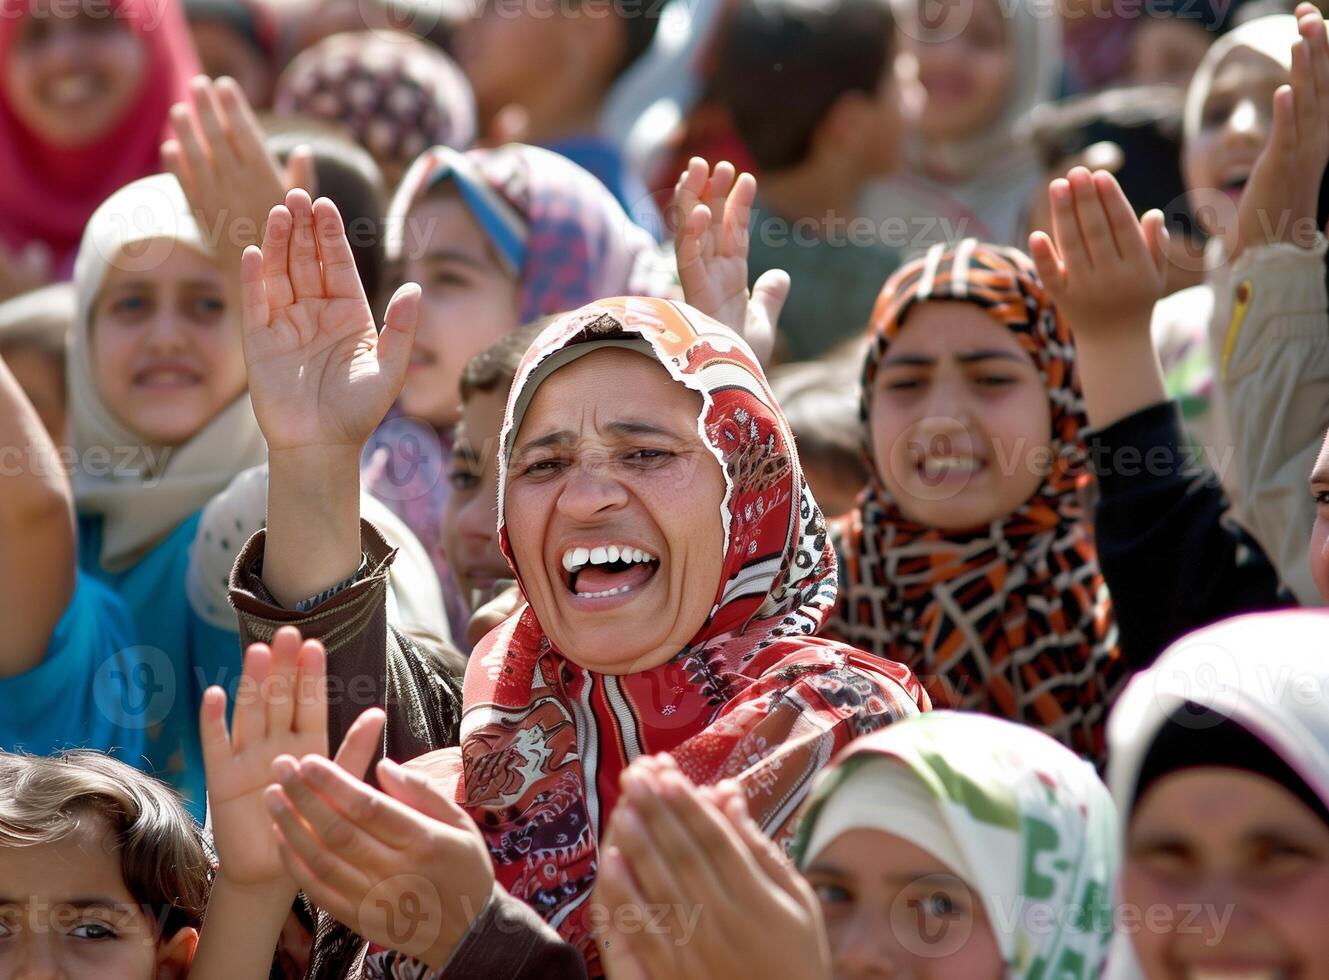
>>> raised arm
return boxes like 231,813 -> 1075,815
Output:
240,189 -> 418,607
0,351 -> 75,677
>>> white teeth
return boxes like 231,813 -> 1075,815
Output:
921,456 -> 980,476
579,585 -> 631,599
560,544 -> 659,575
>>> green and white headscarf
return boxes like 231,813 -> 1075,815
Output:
794,711 -> 1119,980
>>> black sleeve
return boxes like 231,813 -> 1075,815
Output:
1089,401 -> 1295,668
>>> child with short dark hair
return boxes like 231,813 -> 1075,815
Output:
453,0 -> 661,218
711,0 -> 905,359
0,750 -> 210,979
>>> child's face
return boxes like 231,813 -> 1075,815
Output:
1123,768 -> 1329,980
1183,48 -> 1290,238
2,344 -> 66,443
397,192 -> 521,428
454,0 -> 565,123
869,301 -> 1052,531
92,242 -> 247,448
441,386 -> 511,600
803,827 -> 1003,980
4,2 -> 147,148
0,817 -> 195,979
1307,429 -> 1329,601
903,0 -> 1014,143
189,21 -> 273,110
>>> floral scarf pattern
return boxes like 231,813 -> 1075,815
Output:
795,711 -> 1120,980
825,241 -> 1125,765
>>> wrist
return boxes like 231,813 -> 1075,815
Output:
264,444 -> 362,607
213,871 -> 298,904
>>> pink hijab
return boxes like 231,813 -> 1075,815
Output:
0,0 -> 198,275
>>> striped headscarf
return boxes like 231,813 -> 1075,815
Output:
377,297 -> 928,977
825,241 -> 1125,766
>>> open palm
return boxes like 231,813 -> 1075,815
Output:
241,189 -> 420,453
200,627 -> 385,888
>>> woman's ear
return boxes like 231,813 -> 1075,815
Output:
155,926 -> 199,979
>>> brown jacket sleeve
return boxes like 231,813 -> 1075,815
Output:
228,519 -> 463,775
437,886 -> 589,980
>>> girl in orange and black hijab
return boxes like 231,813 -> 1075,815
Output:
825,240 -> 1126,765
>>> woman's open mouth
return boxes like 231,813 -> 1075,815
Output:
560,544 -> 660,604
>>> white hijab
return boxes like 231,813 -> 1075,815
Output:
1183,15 -> 1299,145
861,0 -> 1063,249
69,174 -> 267,571
1103,610 -> 1329,978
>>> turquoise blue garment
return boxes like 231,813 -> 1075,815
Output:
78,512 -> 242,822
0,571 -> 147,768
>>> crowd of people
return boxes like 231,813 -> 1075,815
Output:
1,0 -> 1328,976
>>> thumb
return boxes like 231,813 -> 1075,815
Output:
377,282 -> 421,392
377,757 -> 471,829
332,707 -> 386,781
751,268 -> 789,330
284,144 -> 318,196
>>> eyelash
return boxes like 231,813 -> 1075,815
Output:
520,449 -> 675,476
69,921 -> 118,941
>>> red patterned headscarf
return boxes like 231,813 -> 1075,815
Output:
0,0 -> 199,276
409,297 -> 927,974
825,241 -> 1125,766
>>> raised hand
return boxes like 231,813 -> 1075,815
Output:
1030,167 -> 1170,339
594,755 -> 831,980
673,157 -> 789,366
1230,4 -> 1329,260
164,76 -> 314,276
264,752 -> 495,969
241,190 -> 420,453
199,626 -> 385,889
1029,168 -> 1170,427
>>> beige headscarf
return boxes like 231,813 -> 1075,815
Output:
860,0 -> 1063,249
69,174 -> 266,571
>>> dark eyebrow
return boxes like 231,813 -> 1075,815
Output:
881,350 -> 1027,368
516,420 -> 689,456
516,430 -> 576,455
604,420 -> 688,440
0,895 -> 123,908
450,441 -> 482,465
424,249 -> 489,269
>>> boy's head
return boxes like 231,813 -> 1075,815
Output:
185,0 -> 279,110
442,319 -> 549,603
268,129 -> 388,315
713,0 -> 900,176
0,283 -> 75,443
0,751 -> 210,980
454,0 -> 660,133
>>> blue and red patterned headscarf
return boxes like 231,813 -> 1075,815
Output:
387,143 -> 677,323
